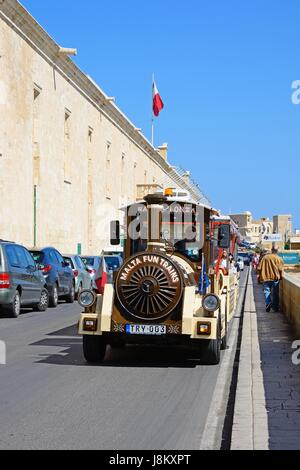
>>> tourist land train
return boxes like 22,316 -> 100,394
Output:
78,188 -> 241,365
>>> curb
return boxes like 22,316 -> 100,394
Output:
200,270 -> 249,450
231,270 -> 269,450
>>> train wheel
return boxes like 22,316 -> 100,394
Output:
109,340 -> 126,350
202,338 -> 221,365
221,314 -> 228,350
83,335 -> 107,363
221,332 -> 227,351
202,319 -> 221,365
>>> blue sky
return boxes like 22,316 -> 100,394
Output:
21,0 -> 300,228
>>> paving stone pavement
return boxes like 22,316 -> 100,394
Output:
231,271 -> 300,450
253,275 -> 300,450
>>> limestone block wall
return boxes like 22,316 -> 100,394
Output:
281,273 -> 300,336
0,0 -> 195,255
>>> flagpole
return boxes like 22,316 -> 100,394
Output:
151,115 -> 154,147
151,73 -> 154,147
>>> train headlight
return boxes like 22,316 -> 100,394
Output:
78,290 -> 97,308
202,294 -> 220,313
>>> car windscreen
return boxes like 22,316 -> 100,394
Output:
64,257 -> 75,269
30,251 -> 44,263
81,257 -> 96,267
105,257 -> 120,270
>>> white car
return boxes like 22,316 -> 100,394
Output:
237,258 -> 245,271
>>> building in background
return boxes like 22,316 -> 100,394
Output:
288,234 -> 300,250
230,212 -> 253,240
0,0 -> 210,254
252,217 -> 274,246
230,212 -> 293,249
273,215 -> 293,247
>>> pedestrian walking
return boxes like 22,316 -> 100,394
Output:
252,252 -> 260,271
256,247 -> 284,313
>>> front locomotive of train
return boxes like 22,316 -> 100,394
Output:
79,192 -> 226,364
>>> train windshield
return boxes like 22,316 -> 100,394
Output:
129,202 -> 204,262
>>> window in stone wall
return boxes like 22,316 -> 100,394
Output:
106,181 -> 111,200
87,127 -> 94,249
106,141 -> 111,160
33,84 -> 42,186
121,153 -> 126,198
64,109 -> 72,183
88,127 -> 93,143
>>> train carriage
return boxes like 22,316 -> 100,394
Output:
78,189 -> 241,365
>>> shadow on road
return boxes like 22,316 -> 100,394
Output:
30,323 -> 212,369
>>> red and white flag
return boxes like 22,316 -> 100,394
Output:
95,258 -> 108,295
152,80 -> 164,117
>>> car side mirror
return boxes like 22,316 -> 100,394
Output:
111,221 -> 121,246
218,224 -> 231,249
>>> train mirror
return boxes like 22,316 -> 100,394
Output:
218,224 -> 231,249
111,221 -> 121,246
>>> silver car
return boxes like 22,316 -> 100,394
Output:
80,256 -> 103,283
63,255 -> 93,299
81,255 -> 114,288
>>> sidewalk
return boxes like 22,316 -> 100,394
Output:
231,271 -> 300,450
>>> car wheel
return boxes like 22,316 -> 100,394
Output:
49,284 -> 59,308
33,289 -> 49,312
65,282 -> 75,304
6,290 -> 21,318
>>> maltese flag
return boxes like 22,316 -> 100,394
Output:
152,79 -> 164,117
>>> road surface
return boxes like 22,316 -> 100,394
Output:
0,271 -> 248,450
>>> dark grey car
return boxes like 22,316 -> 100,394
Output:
29,248 -> 75,308
0,241 -> 49,318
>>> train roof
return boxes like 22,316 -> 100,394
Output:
122,193 -> 214,211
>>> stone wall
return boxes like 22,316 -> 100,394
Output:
281,273 -> 300,336
0,0 -> 205,254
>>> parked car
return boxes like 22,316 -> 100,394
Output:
29,247 -> 75,308
63,255 -> 93,299
104,255 -> 123,273
237,252 -> 251,266
81,255 -> 113,291
0,240 -> 49,318
237,258 -> 245,271
80,256 -> 104,283
102,250 -> 124,260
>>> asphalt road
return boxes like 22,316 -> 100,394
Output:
0,270 -> 248,450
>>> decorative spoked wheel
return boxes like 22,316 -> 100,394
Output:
116,253 -> 183,321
